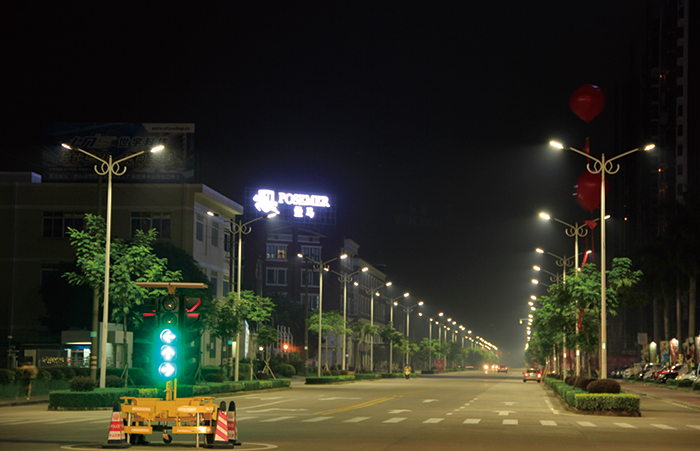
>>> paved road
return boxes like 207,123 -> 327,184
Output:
1,372 -> 699,450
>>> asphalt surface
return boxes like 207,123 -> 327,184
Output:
1,377 -> 698,411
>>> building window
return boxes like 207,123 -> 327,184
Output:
300,246 -> 321,261
266,268 -> 287,286
223,274 -> 230,296
224,231 -> 232,253
212,222 -> 219,247
302,293 -> 320,310
300,269 -> 320,287
43,211 -> 84,238
210,271 -> 218,298
196,215 -> 204,242
266,244 -> 287,261
131,212 -> 171,238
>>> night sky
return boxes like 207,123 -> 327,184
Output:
7,2 -> 649,365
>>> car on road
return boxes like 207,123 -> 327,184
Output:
523,368 -> 541,382
657,364 -> 689,383
497,365 -> 508,373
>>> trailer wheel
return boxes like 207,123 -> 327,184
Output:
163,433 -> 173,444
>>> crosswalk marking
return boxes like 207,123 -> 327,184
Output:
423,418 -> 443,424
651,424 -> 675,430
302,416 -> 332,423
503,419 -> 518,425
260,416 -> 295,423
540,420 -> 557,426
614,423 -> 636,429
383,417 -> 407,423
343,417 -> 370,423
577,422 -> 596,427
463,419 -> 481,424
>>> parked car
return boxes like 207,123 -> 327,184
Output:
649,365 -> 671,381
657,364 -> 689,383
622,364 -> 642,379
523,368 -> 541,383
640,363 -> 663,379
675,365 -> 698,382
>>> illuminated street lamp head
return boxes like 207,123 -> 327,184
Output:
536,248 -> 544,254
150,145 -> 164,153
418,301 -> 424,306
385,282 -> 392,287
403,292 -> 409,297
539,212 -> 550,220
549,140 -> 564,149
362,267 -> 369,272
644,144 -> 655,151
439,312 -> 443,317
533,265 -> 541,271
532,279 -> 539,285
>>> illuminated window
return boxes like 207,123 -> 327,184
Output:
266,244 -> 287,260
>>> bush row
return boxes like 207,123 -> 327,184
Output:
49,379 -> 291,409
544,377 -> 639,413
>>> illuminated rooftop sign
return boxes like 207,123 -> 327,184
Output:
245,188 -> 336,227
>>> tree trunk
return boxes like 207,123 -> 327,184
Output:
677,277 -> 683,340
689,274 -> 697,340
663,295 -> 670,341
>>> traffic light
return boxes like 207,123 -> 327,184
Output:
178,298 -> 203,382
155,295 -> 180,380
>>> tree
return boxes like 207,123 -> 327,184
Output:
379,322 -> 404,372
350,321 -> 379,373
418,337 -> 438,369
203,289 -> 275,377
63,214 -> 181,383
308,310 -> 350,373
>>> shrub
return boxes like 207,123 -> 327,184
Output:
205,373 -> 225,383
273,364 -> 295,378
36,370 -> 53,381
566,388 -> 587,406
574,378 -> 594,390
575,394 -> 640,412
0,369 -> 16,385
69,376 -> 97,392
587,379 -> 621,394
43,367 -> 76,381
105,375 -> 125,388
677,379 -> 693,388
692,379 -> 700,391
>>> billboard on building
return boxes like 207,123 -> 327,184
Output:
43,122 -> 195,183
245,187 -> 336,227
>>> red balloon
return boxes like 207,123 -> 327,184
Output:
575,171 -> 609,212
569,85 -> 606,123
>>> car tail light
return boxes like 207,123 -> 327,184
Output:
537,373 -> 541,378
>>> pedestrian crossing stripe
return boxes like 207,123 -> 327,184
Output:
651,424 -> 675,430
423,418 -> 443,423
503,419 -> 518,425
343,417 -> 370,423
302,416 -> 332,423
578,422 -> 596,427
614,423 -> 636,429
383,417 -> 407,423
540,420 -> 556,426
463,419 -> 481,424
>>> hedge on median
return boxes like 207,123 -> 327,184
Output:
544,376 -> 640,413
49,379 -> 291,409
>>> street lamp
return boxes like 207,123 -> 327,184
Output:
327,266 -> 368,370
550,140 -> 654,379
377,291 -> 408,372
61,142 -> 164,388
219,212 -> 276,382
393,300 -> 423,366
353,280 -> 392,372
298,253 -> 347,377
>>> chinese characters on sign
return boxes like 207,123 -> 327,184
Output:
246,188 -> 336,227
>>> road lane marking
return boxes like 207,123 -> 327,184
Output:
343,417 -> 370,423
383,417 -> 407,423
687,425 -> 700,430
540,420 -> 557,426
463,419 -> 481,424
302,416 -> 332,423
577,422 -> 596,427
240,400 -> 293,410
422,399 -> 438,403
495,411 -> 515,416
423,418 -> 443,423
651,424 -> 675,430
503,419 -> 518,425
314,396 -> 397,416
614,423 -> 636,428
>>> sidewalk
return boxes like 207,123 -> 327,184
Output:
0,395 -> 50,408
619,380 -> 700,410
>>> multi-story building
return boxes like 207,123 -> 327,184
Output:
0,172 -> 242,368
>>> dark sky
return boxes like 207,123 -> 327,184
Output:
7,2 -> 649,365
